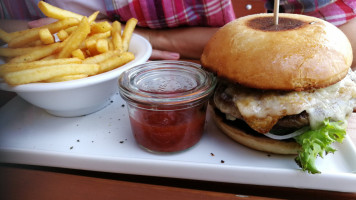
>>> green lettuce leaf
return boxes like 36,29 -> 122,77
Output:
293,119 -> 347,174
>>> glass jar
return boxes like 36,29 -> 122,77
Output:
119,61 -> 217,153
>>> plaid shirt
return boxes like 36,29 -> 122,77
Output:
106,0 -> 355,28
1,0 -> 355,28
104,0 -> 236,28
0,0 -> 45,20
265,0 -> 356,26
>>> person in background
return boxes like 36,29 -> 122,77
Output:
265,0 -> 356,71
0,0 -> 355,69
0,0 -> 235,60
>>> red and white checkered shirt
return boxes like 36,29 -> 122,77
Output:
265,0 -> 356,26
105,0 -> 356,28
104,0 -> 236,28
1,0 -> 354,28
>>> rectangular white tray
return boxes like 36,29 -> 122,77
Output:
1,94 -> 356,192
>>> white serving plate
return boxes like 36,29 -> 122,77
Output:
1,94 -> 356,192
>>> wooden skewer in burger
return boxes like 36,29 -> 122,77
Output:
201,0 -> 356,174
273,0 -> 280,25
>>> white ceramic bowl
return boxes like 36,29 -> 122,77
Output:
0,34 -> 152,117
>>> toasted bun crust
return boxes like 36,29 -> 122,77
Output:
201,13 -> 353,91
210,107 -> 301,155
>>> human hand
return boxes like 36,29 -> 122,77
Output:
133,27 -> 182,60
149,49 -> 180,60
134,26 -> 218,60
28,18 -> 57,28
339,17 -> 356,70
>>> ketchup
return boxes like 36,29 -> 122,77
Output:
129,102 -> 207,152
119,61 -> 216,153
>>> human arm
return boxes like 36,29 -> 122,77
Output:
134,26 -> 219,60
338,17 -> 356,71
0,20 -> 30,32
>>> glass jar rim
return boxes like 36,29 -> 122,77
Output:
119,60 -> 217,106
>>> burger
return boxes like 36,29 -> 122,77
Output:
201,13 -> 356,174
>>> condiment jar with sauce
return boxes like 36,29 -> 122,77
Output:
119,61 -> 217,153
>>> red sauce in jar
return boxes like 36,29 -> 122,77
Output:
129,102 -> 207,152
119,61 -> 216,153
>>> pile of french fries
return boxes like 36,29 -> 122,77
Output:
0,1 -> 137,85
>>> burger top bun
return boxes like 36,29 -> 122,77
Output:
201,13 -> 353,91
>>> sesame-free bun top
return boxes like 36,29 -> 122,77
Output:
201,13 -> 353,91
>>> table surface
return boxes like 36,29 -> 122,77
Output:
0,92 -> 356,200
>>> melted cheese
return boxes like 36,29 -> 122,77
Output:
217,70 -> 356,132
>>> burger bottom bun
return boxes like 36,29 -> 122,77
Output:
210,107 -> 301,155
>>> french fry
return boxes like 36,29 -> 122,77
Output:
78,31 -> 111,49
111,21 -> 123,51
0,28 -> 32,42
90,21 -> 112,34
87,31 -> 111,40
71,49 -> 86,60
8,42 -> 62,63
0,46 -> 45,57
0,58 -> 82,76
58,17 -> 90,58
122,18 -> 137,51
82,50 -> 122,64
41,54 -> 58,60
85,39 -> 99,56
99,52 -> 134,73
39,1 -> 98,24
64,26 -> 78,34
96,38 -> 109,53
6,29 -> 31,42
0,1 -> 137,86
39,28 -> 55,44
57,29 -> 69,41
8,18 -> 79,48
111,32 -> 122,50
0,29 -> 12,43
25,39 -> 43,47
45,74 -> 88,82
4,63 -> 99,85
38,1 -> 83,21
88,11 -> 100,23
108,39 -> 114,50
6,20 -> 61,43
112,21 -> 122,34
6,23 -> 57,43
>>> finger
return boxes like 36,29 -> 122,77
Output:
28,18 -> 58,28
149,50 -> 180,60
